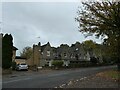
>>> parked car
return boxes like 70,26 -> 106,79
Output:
16,63 -> 28,71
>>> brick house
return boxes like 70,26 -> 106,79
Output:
12,46 -> 18,62
15,56 -> 26,64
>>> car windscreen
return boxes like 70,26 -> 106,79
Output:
20,63 -> 27,65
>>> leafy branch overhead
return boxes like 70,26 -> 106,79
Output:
76,1 -> 120,59
77,2 -> 119,35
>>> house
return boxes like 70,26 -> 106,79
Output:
0,33 -> 18,63
69,42 -> 90,64
29,41 -> 102,67
31,42 -> 88,67
40,42 -> 54,67
57,44 -> 70,66
12,46 -> 18,62
12,47 -> 27,65
15,56 -> 26,64
58,44 -> 70,60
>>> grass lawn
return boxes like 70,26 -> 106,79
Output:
103,70 -> 120,80
96,69 -> 120,81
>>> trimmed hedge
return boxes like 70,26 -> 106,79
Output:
69,62 -> 94,68
52,60 -> 64,69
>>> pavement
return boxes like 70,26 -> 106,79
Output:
2,65 -> 118,88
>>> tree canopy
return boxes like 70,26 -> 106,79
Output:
76,1 -> 120,63
20,46 -> 33,59
82,40 -> 96,50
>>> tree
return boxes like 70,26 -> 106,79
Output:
76,1 -> 120,69
82,40 -> 96,51
20,46 -> 33,59
2,34 -> 13,69
82,40 -> 101,64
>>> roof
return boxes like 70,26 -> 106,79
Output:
52,47 -> 57,52
13,46 -> 18,50
41,42 -> 50,52
41,44 -> 47,52
15,56 -> 26,59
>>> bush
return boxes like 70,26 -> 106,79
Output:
69,62 -> 92,68
52,60 -> 63,69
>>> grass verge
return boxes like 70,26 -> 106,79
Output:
96,69 -> 120,82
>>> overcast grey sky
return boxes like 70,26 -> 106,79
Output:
2,2 -> 103,55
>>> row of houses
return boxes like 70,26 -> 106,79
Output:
26,41 -> 102,67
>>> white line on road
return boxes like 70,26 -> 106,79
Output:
3,78 -> 31,84
79,77 -> 87,80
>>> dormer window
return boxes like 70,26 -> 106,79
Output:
47,51 -> 50,56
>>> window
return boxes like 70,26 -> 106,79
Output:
64,53 -> 67,57
47,51 -> 50,56
55,53 -> 58,57
70,54 -> 73,58
76,48 -> 78,51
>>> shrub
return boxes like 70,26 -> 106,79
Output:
11,61 -> 16,70
52,60 -> 63,69
69,61 -> 92,68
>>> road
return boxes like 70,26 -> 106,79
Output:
2,65 -> 117,88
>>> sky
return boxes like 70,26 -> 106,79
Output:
1,1 -> 103,55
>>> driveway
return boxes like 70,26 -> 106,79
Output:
2,65 -> 117,88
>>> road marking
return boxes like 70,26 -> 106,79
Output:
79,77 -> 87,80
3,78 -> 31,84
80,78 -> 84,80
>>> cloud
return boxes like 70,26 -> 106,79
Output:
2,2 -> 102,55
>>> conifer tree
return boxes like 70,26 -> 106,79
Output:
2,34 -> 13,69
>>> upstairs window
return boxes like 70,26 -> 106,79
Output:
70,54 -> 73,58
64,53 -> 67,57
47,51 -> 50,56
76,48 -> 78,51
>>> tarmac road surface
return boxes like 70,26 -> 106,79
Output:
2,65 -> 117,88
